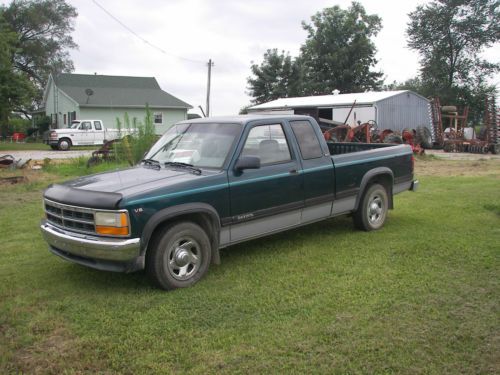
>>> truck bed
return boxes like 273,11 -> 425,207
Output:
327,141 -> 394,155
328,142 -> 414,201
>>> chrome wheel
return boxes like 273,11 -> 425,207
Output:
58,139 -> 70,151
353,183 -> 388,231
165,237 -> 202,281
367,194 -> 384,225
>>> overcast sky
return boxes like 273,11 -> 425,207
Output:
4,0 -> 499,115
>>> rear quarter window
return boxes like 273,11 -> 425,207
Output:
290,120 -> 323,160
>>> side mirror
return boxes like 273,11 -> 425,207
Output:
235,155 -> 260,171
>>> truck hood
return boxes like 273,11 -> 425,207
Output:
43,166 -> 202,209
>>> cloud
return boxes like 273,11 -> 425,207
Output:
2,0 -> 497,114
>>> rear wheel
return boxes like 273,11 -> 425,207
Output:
353,183 -> 389,231
58,138 -> 71,151
146,222 -> 211,290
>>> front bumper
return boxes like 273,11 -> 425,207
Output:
40,220 -> 143,272
410,179 -> 419,192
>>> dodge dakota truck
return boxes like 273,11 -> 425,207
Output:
41,115 -> 418,290
43,120 -> 135,150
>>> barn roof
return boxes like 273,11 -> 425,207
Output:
249,90 -> 428,110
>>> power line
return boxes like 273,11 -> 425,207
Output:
92,0 -> 205,65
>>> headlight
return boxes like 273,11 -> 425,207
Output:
95,211 -> 129,236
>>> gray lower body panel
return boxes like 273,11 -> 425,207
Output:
230,210 -> 301,243
221,179 -> 418,248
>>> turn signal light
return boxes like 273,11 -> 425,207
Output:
96,225 -> 129,236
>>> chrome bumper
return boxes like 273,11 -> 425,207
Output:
41,220 -> 141,263
410,179 -> 419,192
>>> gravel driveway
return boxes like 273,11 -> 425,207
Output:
425,149 -> 500,160
2,150 -> 93,161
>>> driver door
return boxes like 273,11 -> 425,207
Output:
228,122 -> 303,242
75,121 -> 93,145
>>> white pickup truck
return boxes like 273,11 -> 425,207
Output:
43,120 -> 135,151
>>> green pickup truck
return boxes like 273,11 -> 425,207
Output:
41,115 -> 418,290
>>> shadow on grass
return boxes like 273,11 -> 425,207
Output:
221,215 -> 353,259
483,203 -> 500,216
54,262 -> 152,293
53,216 -> 356,292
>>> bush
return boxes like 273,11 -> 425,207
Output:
114,107 -> 158,165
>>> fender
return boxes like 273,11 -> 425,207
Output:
355,167 -> 394,210
140,203 -> 222,264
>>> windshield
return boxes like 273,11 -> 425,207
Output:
70,123 -> 80,129
145,122 -> 241,169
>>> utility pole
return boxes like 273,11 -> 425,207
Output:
206,59 -> 214,117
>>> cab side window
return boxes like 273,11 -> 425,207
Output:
94,121 -> 102,130
241,124 -> 291,165
80,121 -> 91,130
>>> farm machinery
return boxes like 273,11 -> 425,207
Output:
429,96 -> 499,154
323,119 -> 425,154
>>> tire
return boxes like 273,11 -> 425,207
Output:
383,133 -> 403,144
58,138 -> 71,151
353,183 -> 389,231
86,156 -> 100,167
416,126 -> 432,149
490,143 -> 500,155
478,126 -> 487,141
146,222 -> 211,290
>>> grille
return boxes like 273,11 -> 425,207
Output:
44,199 -> 96,234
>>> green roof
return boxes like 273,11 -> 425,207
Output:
53,73 -> 192,109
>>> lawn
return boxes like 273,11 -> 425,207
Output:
0,142 -> 52,151
0,142 -> 98,151
0,157 -> 499,374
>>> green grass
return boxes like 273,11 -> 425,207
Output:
0,142 -> 52,151
0,160 -> 499,374
0,142 -> 98,151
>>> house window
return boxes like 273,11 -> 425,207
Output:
63,114 -> 67,125
154,112 -> 163,125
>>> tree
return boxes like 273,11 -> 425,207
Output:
0,15 -> 34,136
247,49 -> 301,104
299,2 -> 383,95
246,2 -> 383,105
1,0 -> 78,116
407,0 -> 499,121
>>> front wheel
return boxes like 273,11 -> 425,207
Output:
353,183 -> 389,231
146,222 -> 211,290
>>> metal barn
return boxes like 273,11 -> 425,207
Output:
248,90 -> 431,132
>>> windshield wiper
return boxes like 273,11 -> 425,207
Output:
141,158 -> 161,169
164,161 -> 202,175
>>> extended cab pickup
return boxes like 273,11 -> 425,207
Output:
40,115 -> 418,290
43,120 -> 135,151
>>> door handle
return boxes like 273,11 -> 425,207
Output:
289,169 -> 299,175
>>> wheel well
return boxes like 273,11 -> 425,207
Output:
59,137 -> 72,145
366,174 -> 393,209
146,212 -> 220,264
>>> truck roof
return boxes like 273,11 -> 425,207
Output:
178,114 -> 314,126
